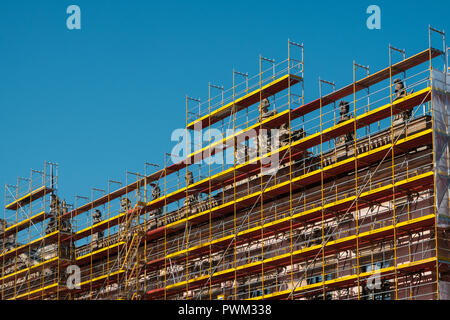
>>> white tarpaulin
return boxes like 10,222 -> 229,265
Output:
432,69 -> 450,228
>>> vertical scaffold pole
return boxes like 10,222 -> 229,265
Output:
428,24 -> 446,300
319,78 -> 334,300
388,43 -> 399,300
352,60 -> 361,300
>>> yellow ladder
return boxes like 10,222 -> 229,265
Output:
121,228 -> 145,299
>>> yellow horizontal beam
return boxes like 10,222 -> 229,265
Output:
9,282 -> 59,300
165,189 -> 262,230
75,212 -> 126,238
248,257 -> 437,300
78,269 -> 125,287
73,89 -> 432,242
0,230 -> 59,260
3,210 -> 46,236
187,74 -> 301,129
184,87 -> 430,176
145,112 -> 290,210
61,83 -> 431,237
187,108 -> 290,168
5,186 -> 51,210
0,257 -> 59,282
150,89 -> 431,217
76,241 -> 126,261
161,212 -> 435,294
166,130 -> 432,231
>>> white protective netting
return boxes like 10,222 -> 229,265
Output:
432,69 -> 450,228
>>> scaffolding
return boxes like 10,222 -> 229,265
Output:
1,27 -> 449,300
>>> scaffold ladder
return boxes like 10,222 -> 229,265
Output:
122,227 -> 145,299
119,203 -> 146,299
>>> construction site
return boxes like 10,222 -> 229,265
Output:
1,27 -> 449,300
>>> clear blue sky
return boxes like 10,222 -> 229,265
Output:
0,0 -> 448,209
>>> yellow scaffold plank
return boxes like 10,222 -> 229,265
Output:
76,241 -> 126,261
0,257 -> 59,282
78,269 -> 125,287
160,212 -> 436,295
0,230 -> 60,260
187,74 -> 302,130
74,212 -> 126,240
5,186 -> 52,210
165,132 -> 432,237
9,282 -> 59,300
2,210 -> 47,237
151,95 -> 432,221
74,97 -> 433,243
248,257 -> 437,300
